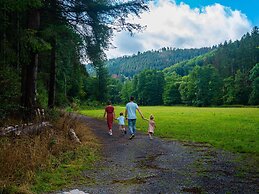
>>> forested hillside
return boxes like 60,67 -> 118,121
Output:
107,27 -> 259,106
105,47 -> 213,77
164,28 -> 259,77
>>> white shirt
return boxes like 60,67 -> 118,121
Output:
126,101 -> 138,119
117,116 -> 125,125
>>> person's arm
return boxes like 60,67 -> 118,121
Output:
103,109 -> 106,118
125,109 -> 128,120
113,110 -> 115,120
137,107 -> 144,119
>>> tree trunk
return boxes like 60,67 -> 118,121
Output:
2,4 -> 7,66
16,12 -> 20,69
48,38 -> 56,108
48,0 -> 59,108
21,9 -> 40,119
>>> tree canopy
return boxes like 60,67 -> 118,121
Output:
0,0 -> 149,121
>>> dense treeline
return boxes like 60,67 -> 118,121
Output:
1,0 -> 258,122
163,27 -> 259,106
108,27 -> 259,106
0,0 -> 148,122
106,47 -> 213,77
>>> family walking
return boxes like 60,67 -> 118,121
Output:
103,96 -> 156,139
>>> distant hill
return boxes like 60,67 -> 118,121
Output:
163,50 -> 216,76
105,47 -> 213,77
164,27 -> 259,77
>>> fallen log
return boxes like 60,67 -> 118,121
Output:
0,122 -> 52,136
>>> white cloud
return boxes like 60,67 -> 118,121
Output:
106,0 -> 252,59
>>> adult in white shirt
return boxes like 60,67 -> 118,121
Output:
125,96 -> 145,139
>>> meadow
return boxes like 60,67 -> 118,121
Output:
80,106 -> 259,154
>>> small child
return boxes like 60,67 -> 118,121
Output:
117,112 -> 126,134
145,114 -> 156,139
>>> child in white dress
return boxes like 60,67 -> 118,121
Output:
117,112 -> 126,134
145,114 -> 156,139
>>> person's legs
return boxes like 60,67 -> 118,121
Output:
107,120 -> 113,135
120,125 -> 126,134
128,119 -> 136,139
128,119 -> 134,135
132,119 -> 136,134
122,125 -> 126,134
149,132 -> 153,139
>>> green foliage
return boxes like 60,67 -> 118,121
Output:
107,78 -> 122,104
133,70 -> 165,105
44,108 -> 60,121
179,76 -> 195,105
249,63 -> 259,105
0,0 -> 149,119
53,26 -> 89,105
82,77 -> 98,101
164,50 -> 217,76
1,0 -> 42,12
120,80 -> 133,104
223,76 -> 236,105
179,65 -> 222,106
102,27 -> 259,107
1,0 -> 259,120
193,65 -> 222,106
234,70 -> 250,105
22,29 -> 51,52
96,66 -> 109,102
36,74 -> 48,108
249,77 -> 259,105
168,27 -> 259,106
163,72 -> 182,105
0,66 -> 20,121
249,63 -> 259,81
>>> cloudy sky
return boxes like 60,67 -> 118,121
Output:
105,0 -> 258,59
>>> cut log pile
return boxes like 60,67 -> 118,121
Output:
0,122 -> 52,136
1,110 -> 82,144
0,109 -> 52,136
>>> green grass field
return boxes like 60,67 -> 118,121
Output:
80,106 -> 259,154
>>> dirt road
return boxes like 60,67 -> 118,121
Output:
59,114 -> 258,194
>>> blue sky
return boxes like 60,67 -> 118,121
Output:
174,0 -> 259,26
105,0 -> 257,58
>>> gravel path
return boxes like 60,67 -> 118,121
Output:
58,114 -> 258,194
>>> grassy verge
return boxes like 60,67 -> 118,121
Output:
0,113 -> 100,194
80,106 -> 259,154
32,146 -> 98,193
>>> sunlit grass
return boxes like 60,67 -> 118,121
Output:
80,106 -> 259,154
